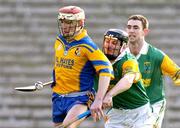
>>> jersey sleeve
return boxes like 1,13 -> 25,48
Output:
122,59 -> 141,83
161,55 -> 180,86
84,45 -> 114,79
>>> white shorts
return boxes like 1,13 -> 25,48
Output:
151,99 -> 166,128
105,103 -> 153,128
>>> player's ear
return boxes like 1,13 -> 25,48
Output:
144,28 -> 149,36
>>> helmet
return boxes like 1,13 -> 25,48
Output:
103,29 -> 128,60
58,6 -> 85,40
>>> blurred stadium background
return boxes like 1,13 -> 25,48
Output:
0,0 -> 179,127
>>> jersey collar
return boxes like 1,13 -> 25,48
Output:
135,41 -> 149,59
126,41 -> 149,59
139,41 -> 149,55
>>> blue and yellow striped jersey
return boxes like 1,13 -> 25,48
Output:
52,29 -> 114,94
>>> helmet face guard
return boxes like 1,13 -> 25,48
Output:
58,6 -> 85,40
58,19 -> 83,39
102,29 -> 128,60
103,35 -> 122,60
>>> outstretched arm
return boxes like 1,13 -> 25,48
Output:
90,75 -> 111,122
103,73 -> 135,108
161,55 -> 180,85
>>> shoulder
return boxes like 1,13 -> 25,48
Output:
148,44 -> 165,56
115,52 -> 137,65
80,36 -> 98,50
55,34 -> 66,46
147,44 -> 165,60
125,52 -> 137,60
122,52 -> 137,63
54,35 -> 63,47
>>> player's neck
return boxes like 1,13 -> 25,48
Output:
129,40 -> 144,56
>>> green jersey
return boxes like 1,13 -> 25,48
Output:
137,43 -> 180,104
94,52 -> 149,109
